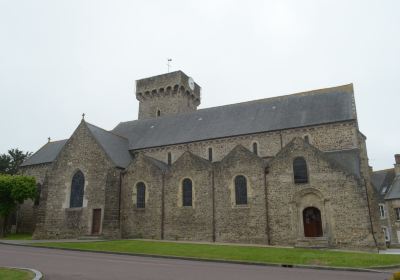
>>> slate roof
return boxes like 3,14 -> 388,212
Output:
144,156 -> 169,171
20,139 -> 68,167
371,168 -> 400,200
385,175 -> 400,200
113,84 -> 356,150
371,169 -> 395,195
324,149 -> 361,178
21,84 -> 356,167
85,122 -> 132,168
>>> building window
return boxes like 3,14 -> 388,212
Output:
182,178 -> 192,207
293,157 -> 308,184
252,142 -> 258,155
208,147 -> 213,161
136,182 -> 146,209
34,183 -> 42,206
157,110 -> 161,117
234,175 -> 247,205
395,208 -> 400,221
304,135 -> 310,144
70,170 -> 84,208
167,152 -> 172,165
382,226 -> 390,242
379,204 -> 386,219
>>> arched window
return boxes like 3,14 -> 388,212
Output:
304,135 -> 310,144
182,178 -> 192,207
293,157 -> 308,184
136,182 -> 146,208
70,170 -> 85,208
34,183 -> 41,206
234,175 -> 247,205
157,110 -> 161,117
252,142 -> 258,155
208,147 -> 213,161
167,152 -> 172,165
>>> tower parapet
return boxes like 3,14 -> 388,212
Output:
136,71 -> 201,120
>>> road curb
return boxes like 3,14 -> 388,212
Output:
0,241 -> 390,274
3,266 -> 43,280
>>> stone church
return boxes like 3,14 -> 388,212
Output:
19,71 -> 384,249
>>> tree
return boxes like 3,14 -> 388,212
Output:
0,154 -> 11,174
0,149 -> 32,175
0,175 -> 37,237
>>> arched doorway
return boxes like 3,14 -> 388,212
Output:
303,207 -> 323,237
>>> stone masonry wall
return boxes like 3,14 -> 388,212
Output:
121,154 -> 164,239
356,132 -> 386,248
386,200 -> 400,245
163,152 -> 214,241
102,168 -> 122,239
18,163 -> 51,233
34,121 -> 118,239
136,71 -> 200,120
267,138 -> 377,249
214,146 -> 268,244
138,93 -> 198,120
140,121 -> 358,166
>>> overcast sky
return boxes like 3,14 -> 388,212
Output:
0,0 -> 399,170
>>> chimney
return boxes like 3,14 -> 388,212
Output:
395,154 -> 400,175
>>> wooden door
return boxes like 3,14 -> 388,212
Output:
92,209 -> 101,235
303,207 -> 323,237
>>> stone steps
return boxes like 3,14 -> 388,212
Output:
295,237 -> 329,249
77,235 -> 104,241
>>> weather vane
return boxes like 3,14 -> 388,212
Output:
167,58 -> 172,73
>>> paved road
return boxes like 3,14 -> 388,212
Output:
0,244 -> 391,280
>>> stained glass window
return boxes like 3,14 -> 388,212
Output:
235,175 -> 247,205
70,170 -> 84,208
182,178 -> 192,207
293,157 -> 308,184
136,182 -> 146,208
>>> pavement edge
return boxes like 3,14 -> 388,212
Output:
4,266 -> 43,280
0,241 -> 393,274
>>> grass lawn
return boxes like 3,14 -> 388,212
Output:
0,233 -> 32,240
33,239 -> 400,268
0,268 -> 34,280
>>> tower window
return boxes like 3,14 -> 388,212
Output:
157,110 -> 161,117
208,147 -> 213,161
167,152 -> 172,165
252,142 -> 258,155
182,178 -> 193,207
293,157 -> 308,184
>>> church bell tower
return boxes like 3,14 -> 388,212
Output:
135,71 -> 201,120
